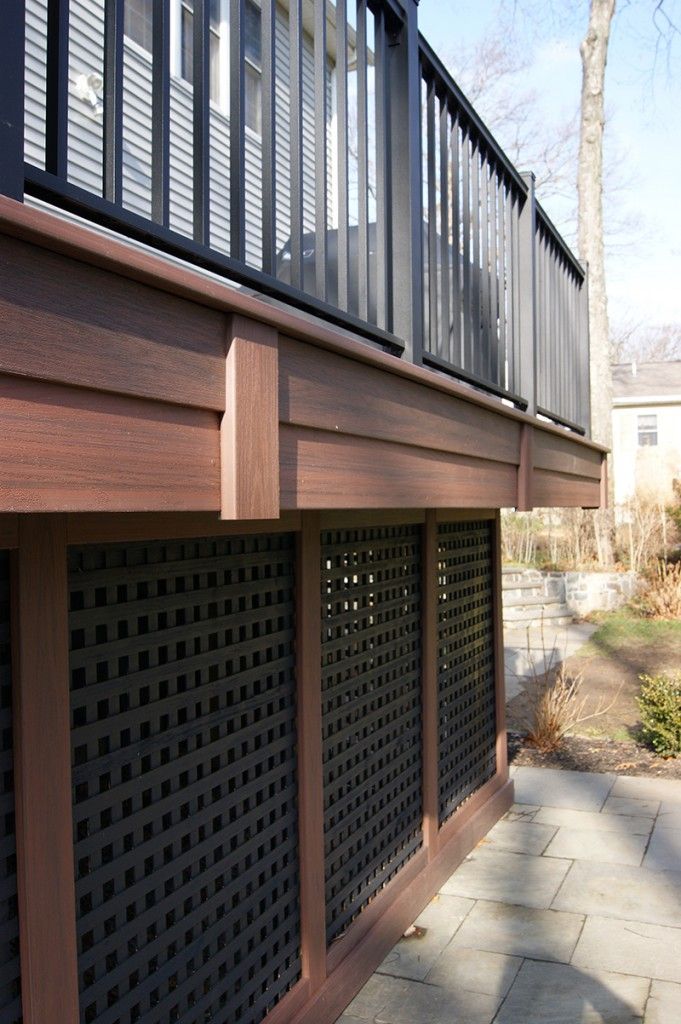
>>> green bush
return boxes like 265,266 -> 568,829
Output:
637,673 -> 681,757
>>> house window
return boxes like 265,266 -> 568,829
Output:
179,0 -> 262,131
124,0 -> 154,51
180,0 -> 223,103
638,414 -> 658,446
244,0 -> 262,135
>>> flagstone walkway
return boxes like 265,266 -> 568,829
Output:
336,767 -> 681,1024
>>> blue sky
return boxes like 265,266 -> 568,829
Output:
418,0 -> 681,330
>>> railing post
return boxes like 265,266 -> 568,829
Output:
388,0 -> 423,364
0,0 -> 25,200
579,261 -> 592,437
517,172 -> 537,417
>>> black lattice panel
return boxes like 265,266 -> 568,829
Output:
0,552 -> 21,1024
68,534 -> 300,1024
321,525 -> 422,945
437,521 -> 497,825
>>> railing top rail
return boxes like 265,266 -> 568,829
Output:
535,199 -> 586,282
418,34 -> 528,197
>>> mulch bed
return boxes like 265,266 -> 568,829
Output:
508,730 -> 681,780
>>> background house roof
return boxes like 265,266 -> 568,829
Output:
612,361 -> 681,399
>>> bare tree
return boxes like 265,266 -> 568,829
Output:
611,320 -> 681,363
578,0 -> 616,453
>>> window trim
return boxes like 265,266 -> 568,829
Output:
637,413 -> 658,447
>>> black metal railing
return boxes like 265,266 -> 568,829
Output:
2,0 -> 590,434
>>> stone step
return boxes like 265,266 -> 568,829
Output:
502,577 -> 545,593
503,603 -> 573,628
503,593 -> 551,609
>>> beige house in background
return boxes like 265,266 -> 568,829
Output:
612,361 -> 681,508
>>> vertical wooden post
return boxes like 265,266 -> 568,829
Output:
12,515 -> 79,1024
491,511 -> 508,778
421,511 -> 439,858
296,512 -> 327,990
221,314 -> 280,520
516,422 -> 534,512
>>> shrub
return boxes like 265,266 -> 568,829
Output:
636,561 -> 681,620
637,673 -> 681,757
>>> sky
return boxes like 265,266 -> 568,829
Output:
418,0 -> 681,332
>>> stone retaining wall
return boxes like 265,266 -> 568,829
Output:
504,568 -> 640,617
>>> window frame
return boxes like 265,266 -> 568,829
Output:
637,413 -> 658,447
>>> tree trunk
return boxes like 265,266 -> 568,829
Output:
578,0 -> 616,564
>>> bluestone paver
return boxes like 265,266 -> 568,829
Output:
642,826 -> 681,872
544,826 -> 648,866
425,945 -> 522,998
440,847 -> 571,908
645,980 -> 681,1024
535,805 -> 654,835
374,977 -> 501,1024
494,960 -> 649,1024
448,899 -> 583,963
572,914 -> 681,983
484,818 -> 556,856
377,894 -> 474,981
511,766 -> 615,811
505,803 -> 539,821
602,795 -> 660,818
334,769 -> 681,1024
610,776 -> 681,805
657,805 -> 681,830
552,859 -> 681,927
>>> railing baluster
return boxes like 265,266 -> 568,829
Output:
103,0 -> 124,204
314,0 -> 327,301
0,0 -> 24,199
288,0 -> 303,290
461,128 -> 472,374
374,4 -> 391,332
480,152 -> 491,380
261,0 -> 276,275
336,0 -> 349,312
489,164 -> 498,386
426,76 -> 437,354
450,113 -> 461,366
45,0 -> 69,182
439,95 -> 450,363
230,0 -> 245,260
497,179 -> 507,389
471,139 -> 481,377
192,0 -> 210,245
151,0 -> 170,227
356,0 -> 369,323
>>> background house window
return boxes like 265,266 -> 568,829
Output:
179,0 -> 262,129
244,0 -> 262,134
125,0 -> 154,51
638,414 -> 658,446
180,0 -> 223,102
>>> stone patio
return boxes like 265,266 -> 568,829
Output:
335,767 -> 681,1024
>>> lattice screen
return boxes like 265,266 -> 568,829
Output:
321,525 -> 423,945
437,520 -> 497,824
0,552 -> 21,1024
68,534 -> 300,1024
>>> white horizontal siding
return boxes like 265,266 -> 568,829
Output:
24,0 -> 334,277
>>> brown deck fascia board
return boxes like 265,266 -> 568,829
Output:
0,196 -> 606,458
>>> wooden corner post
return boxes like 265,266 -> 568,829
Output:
491,511 -> 509,778
296,512 -> 327,991
221,314 -> 280,520
12,514 -> 80,1024
421,511 -> 439,859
